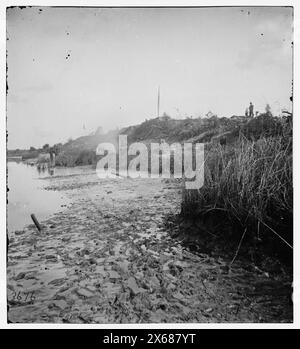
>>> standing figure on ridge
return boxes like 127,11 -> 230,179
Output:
249,102 -> 254,117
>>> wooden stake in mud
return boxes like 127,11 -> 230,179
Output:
30,214 -> 42,232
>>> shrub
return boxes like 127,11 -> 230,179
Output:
55,149 -> 97,167
75,150 -> 97,166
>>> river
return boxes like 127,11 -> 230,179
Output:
7,161 -> 71,232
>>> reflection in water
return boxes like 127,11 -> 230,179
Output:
37,163 -> 55,176
7,161 -> 70,232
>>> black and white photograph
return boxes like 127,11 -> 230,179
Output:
3,3 -> 296,327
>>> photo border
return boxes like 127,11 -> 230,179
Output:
1,0 -> 298,329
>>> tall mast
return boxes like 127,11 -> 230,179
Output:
157,85 -> 160,117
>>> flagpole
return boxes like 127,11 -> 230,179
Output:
157,86 -> 160,118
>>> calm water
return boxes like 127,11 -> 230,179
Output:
7,161 -> 72,232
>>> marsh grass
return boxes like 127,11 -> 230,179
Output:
181,121 -> 293,255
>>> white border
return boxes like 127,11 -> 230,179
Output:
0,0 -> 298,329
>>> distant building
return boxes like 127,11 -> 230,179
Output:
38,153 -> 50,162
38,152 -> 55,166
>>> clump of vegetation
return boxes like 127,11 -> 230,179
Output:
75,149 -> 97,166
55,149 -> 97,167
181,116 -> 292,259
241,113 -> 284,140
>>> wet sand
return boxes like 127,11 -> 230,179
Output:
7,169 -> 292,323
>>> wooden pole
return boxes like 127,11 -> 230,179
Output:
31,214 -> 42,232
157,86 -> 160,118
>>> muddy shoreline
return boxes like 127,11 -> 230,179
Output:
7,169 -> 292,323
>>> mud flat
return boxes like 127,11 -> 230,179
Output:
7,169 -> 292,323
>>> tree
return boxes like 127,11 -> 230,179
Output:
95,126 -> 103,135
52,143 -> 63,155
29,146 -> 36,151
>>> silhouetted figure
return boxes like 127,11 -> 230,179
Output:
245,108 -> 249,117
265,103 -> 272,116
249,102 -> 254,117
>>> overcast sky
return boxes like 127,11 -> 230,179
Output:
7,6 -> 293,149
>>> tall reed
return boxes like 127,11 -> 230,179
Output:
181,130 -> 293,249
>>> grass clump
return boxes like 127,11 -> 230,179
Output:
181,118 -> 292,258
